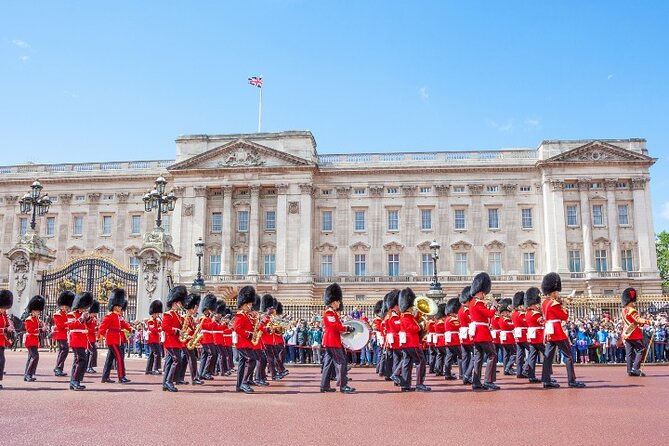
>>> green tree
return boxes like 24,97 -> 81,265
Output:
657,231 -> 669,289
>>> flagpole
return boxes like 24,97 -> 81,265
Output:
258,86 -> 262,133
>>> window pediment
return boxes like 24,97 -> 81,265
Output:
383,241 -> 404,252
484,240 -> 505,250
450,240 -> 472,251
350,241 -> 371,252
518,240 -> 539,250
315,242 -> 337,253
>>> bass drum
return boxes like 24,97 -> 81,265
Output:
341,320 -> 371,351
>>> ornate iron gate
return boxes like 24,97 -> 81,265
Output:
40,255 -> 138,321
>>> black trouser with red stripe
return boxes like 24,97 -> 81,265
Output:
527,343 -> 545,380
145,343 -> 162,373
0,347 -> 5,382
434,346 -> 447,375
459,344 -> 474,380
445,345 -> 462,377
472,341 -> 497,386
25,346 -> 39,377
214,345 -> 227,373
501,344 -> 516,373
320,346 -> 349,390
101,344 -> 126,380
543,340 -> 577,384
625,339 -> 645,373
255,349 -> 268,382
199,343 -> 214,377
70,347 -> 87,384
55,340 -> 69,372
182,347 -> 199,380
265,345 -> 279,377
87,342 -> 98,369
515,342 -> 530,377
399,347 -> 426,388
163,347 -> 183,385
236,348 -> 257,389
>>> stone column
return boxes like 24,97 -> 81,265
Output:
170,186 -> 185,280
275,184 -> 288,278
298,184 -> 314,277
115,192 -> 131,256
87,193 -> 102,251
467,184 -> 484,272
402,185 -> 418,273
435,185 -> 450,274
190,186 -> 207,277
369,185 -> 384,273
548,180 -> 569,273
221,186 -> 233,275
642,179 -> 659,272
137,228 -> 181,318
578,179 -> 594,274
631,177 -> 653,272
605,179 -> 621,271
247,185 -> 260,276
5,232 -> 55,314
335,187 -> 351,274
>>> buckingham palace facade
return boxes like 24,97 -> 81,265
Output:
0,131 -> 662,304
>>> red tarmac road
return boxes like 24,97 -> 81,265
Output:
0,350 -> 667,446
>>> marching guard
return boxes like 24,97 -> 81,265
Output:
179,293 -> 203,385
511,291 -> 529,379
53,290 -> 74,377
496,298 -> 516,375
198,294 -> 218,381
442,297 -> 462,380
145,300 -> 163,375
67,292 -> 94,390
320,283 -> 355,394
621,287 -> 653,377
372,300 -> 385,377
524,287 -> 545,384
398,288 -> 430,392
86,299 -> 100,374
23,295 -> 46,382
457,285 -> 474,385
0,290 -> 15,389
162,285 -> 188,392
468,273 -> 499,391
383,289 -> 402,385
234,285 -> 259,393
99,288 -> 133,384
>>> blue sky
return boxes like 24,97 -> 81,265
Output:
1,1 -> 668,231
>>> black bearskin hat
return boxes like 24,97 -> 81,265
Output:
237,285 -> 256,308
384,289 -> 400,310
324,283 -> 343,306
215,300 -> 227,315
89,299 -> 100,314
57,290 -> 75,308
0,289 -> 13,309
380,301 -> 388,318
167,285 -> 188,307
149,300 -> 164,315
276,301 -> 284,315
498,298 -> 512,313
458,286 -> 472,305
445,297 -> 461,315
435,302 -> 447,319
373,299 -> 384,317
261,294 -> 275,312
512,291 -> 525,309
524,287 -> 541,307
622,287 -> 637,306
541,272 -> 562,295
200,294 -> 217,313
252,294 -> 261,311
184,293 -> 201,310
398,288 -> 416,313
470,272 -> 492,296
107,288 -> 127,312
27,295 -> 45,312
72,292 -> 94,310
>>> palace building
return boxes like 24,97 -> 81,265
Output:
0,131 -> 661,313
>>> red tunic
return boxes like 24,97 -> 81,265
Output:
233,312 -> 256,350
162,310 -> 183,349
67,310 -> 89,348
457,306 -> 473,345
622,307 -> 649,341
385,311 -> 402,349
223,325 -> 234,347
0,313 -> 11,347
261,314 -> 276,346
87,317 -> 98,343
24,315 -> 41,348
146,317 -> 161,344
468,299 -> 496,343
541,298 -> 569,342
212,321 -> 225,346
426,321 -> 436,347
491,315 -> 501,344
525,309 -> 544,345
322,308 -> 346,348
98,313 -> 132,346
399,312 -> 421,348
433,319 -> 446,347
52,309 -> 69,341
200,315 -> 214,345
444,315 -> 461,346
497,315 -> 515,345
511,310 -> 527,343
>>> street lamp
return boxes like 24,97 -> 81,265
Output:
142,176 -> 177,228
192,237 -> 205,291
429,240 -> 443,294
19,180 -> 52,230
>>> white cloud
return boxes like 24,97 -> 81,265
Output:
487,119 -> 513,133
418,86 -> 429,101
525,119 -> 540,127
607,74 -> 614,80
661,202 -> 669,221
19,55 -> 30,62
11,39 -> 30,48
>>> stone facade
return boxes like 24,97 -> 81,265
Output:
0,131 -> 661,303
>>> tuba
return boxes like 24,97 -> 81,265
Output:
187,316 -> 205,350
414,295 -> 438,340
178,311 -> 190,344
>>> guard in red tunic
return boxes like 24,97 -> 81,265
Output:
432,303 -> 447,376
273,301 -> 288,378
371,300 -> 385,377
161,286 -> 188,392
222,307 -> 235,376
177,294 -> 203,386
468,273 -> 499,391
426,317 -> 437,374
23,295 -> 46,382
145,300 -> 163,375
443,298 -> 462,380
491,311 -> 501,369
524,287 -> 545,384
86,300 -> 100,374
511,291 -> 529,379
398,288 -> 431,392
457,286 -> 474,384
496,298 -> 516,375
541,272 -> 585,388
320,283 -> 355,394
99,288 -> 133,384
67,292 -> 94,390
52,290 -> 74,377
383,289 -> 402,385
249,295 -> 269,387
260,294 -> 280,381
621,287 -> 652,377
198,294 -> 218,380
234,285 -> 259,393
212,300 -> 227,376
0,290 -> 15,390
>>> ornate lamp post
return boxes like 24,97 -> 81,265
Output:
19,180 -> 51,231
192,237 -> 205,291
427,240 -> 444,299
142,176 -> 177,229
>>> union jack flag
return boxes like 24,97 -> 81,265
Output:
248,76 -> 263,88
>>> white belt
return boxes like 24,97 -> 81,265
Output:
444,331 -> 459,344
513,327 -> 527,338
499,330 -> 513,342
468,322 -> 488,337
491,329 -> 499,340
544,319 -> 561,336
69,330 -> 88,333
211,331 -> 224,334
201,330 -> 213,334
527,326 -> 541,339
458,327 -> 469,340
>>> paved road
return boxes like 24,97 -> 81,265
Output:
0,350 -> 667,445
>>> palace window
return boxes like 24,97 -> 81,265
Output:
520,185 -> 532,192
453,186 -> 465,193
235,255 -> 248,275
455,253 -> 468,276
102,216 -> 113,235
618,205 -> 629,226
521,208 -> 533,229
387,210 -> 399,231
130,215 -> 141,235
263,254 -> 276,275
488,208 -> 499,230
488,252 -> 502,276
486,185 -> 499,193
237,211 -> 249,232
592,205 -> 604,226
265,211 -> 276,231
421,209 -> 432,230
321,255 -> 333,277
73,216 -> 84,236
386,187 -> 399,195
129,257 -> 140,272
421,254 -> 434,276
354,254 -> 366,276
46,216 -> 56,236
322,211 -> 333,232
595,250 -> 608,272
19,217 -> 28,236
211,212 -> 222,233
388,254 -> 400,276
569,251 -> 582,272
523,252 -> 536,274
354,211 -> 365,231
454,209 -> 466,230
566,205 -> 579,226
419,186 -> 432,194
621,250 -> 634,272
209,255 -> 221,275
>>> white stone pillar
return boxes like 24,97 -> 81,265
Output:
137,239 -> 180,318
5,239 -> 55,314
247,185 -> 260,276
551,182 -> 569,273
275,184 -> 288,278
643,179 -> 659,272
605,180 -> 621,271
631,178 -> 653,272
221,186 -> 233,275
542,180 -> 557,272
298,184 -> 313,277
578,180 -> 594,274
191,186 -> 207,277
